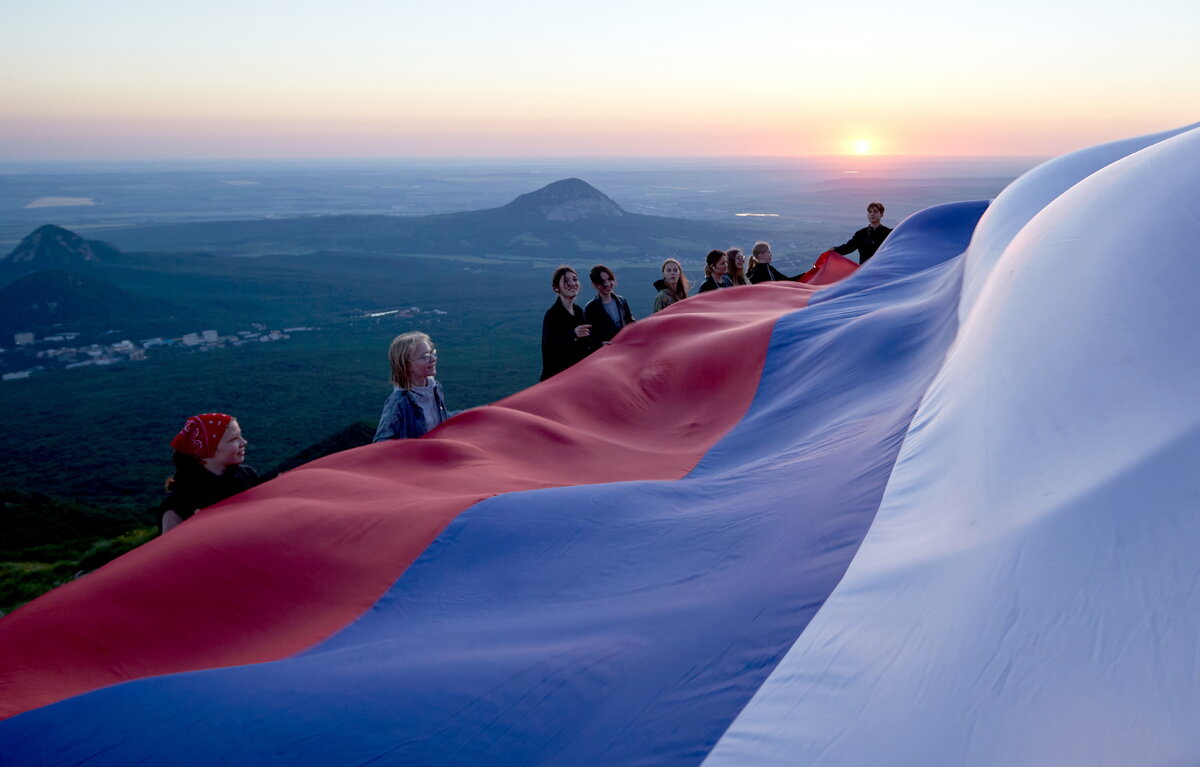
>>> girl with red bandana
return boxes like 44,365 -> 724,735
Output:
157,413 -> 259,534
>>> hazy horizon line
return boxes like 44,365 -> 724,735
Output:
0,153 -> 1050,164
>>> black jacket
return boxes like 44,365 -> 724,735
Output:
747,263 -> 793,284
834,225 -> 892,264
698,275 -> 734,293
156,463 -> 260,526
540,299 -> 594,380
583,294 -> 635,345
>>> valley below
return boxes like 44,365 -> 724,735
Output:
0,159 -> 1029,613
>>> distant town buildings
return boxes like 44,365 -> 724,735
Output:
364,306 -> 427,320
4,307 -> 442,383
2,324 -> 311,382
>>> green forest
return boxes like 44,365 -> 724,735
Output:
0,255 -> 686,613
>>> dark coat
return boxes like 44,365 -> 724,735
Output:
583,294 -> 635,345
540,299 -> 594,380
155,462 -> 259,526
748,263 -> 793,284
834,225 -> 893,264
698,274 -> 734,292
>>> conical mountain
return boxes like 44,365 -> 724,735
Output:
100,178 -> 748,260
502,178 -> 625,221
2,225 -> 124,274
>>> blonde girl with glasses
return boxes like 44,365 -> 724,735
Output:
373,331 -> 450,441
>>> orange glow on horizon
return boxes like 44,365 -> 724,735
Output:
1,111 -> 1192,161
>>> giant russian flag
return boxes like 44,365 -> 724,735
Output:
2,123 -> 1198,765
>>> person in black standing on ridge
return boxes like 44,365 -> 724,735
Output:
583,264 -> 635,346
540,265 -> 594,380
833,202 -> 892,265
747,241 -> 794,283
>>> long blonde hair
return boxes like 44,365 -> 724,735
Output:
661,257 -> 690,301
388,331 -> 432,389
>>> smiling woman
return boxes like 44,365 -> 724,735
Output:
540,266 -> 594,380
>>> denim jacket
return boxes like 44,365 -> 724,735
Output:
373,380 -> 449,442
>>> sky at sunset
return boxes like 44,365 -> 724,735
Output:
2,0 -> 1197,160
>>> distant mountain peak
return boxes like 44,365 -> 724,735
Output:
3,225 -> 121,268
31,224 -> 74,237
503,178 -> 625,221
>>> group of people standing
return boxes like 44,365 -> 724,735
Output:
155,203 -> 891,534
540,199 -> 892,382
694,241 -> 788,291
535,252 -> 738,382
539,264 -> 637,380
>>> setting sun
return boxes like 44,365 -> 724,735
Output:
854,140 -> 872,155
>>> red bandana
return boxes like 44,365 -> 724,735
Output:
170,413 -> 233,459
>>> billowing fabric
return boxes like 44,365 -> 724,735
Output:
705,122 -> 1200,767
796,249 -> 859,285
0,283 -> 818,723
0,200 -> 972,763
2,124 -> 1199,766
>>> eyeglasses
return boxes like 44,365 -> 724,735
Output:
412,350 -> 438,363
